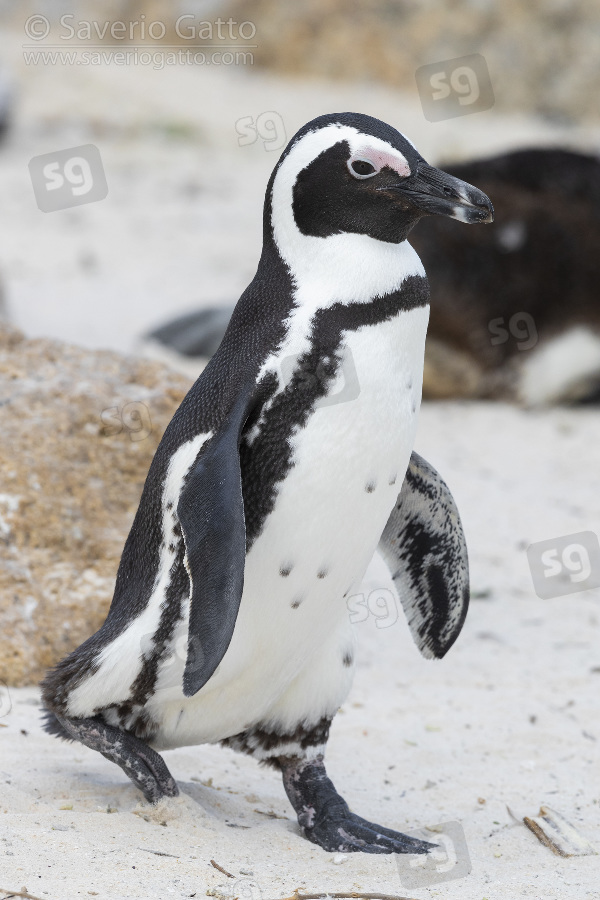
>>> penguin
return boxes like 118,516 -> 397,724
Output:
140,306 -> 235,380
410,148 -> 600,404
41,112 -> 493,854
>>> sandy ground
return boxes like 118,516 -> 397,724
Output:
0,22 -> 600,900
2,402 -> 600,900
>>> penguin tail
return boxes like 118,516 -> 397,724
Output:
40,708 -> 75,742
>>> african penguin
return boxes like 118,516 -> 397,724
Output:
42,112 -> 493,855
410,148 -> 600,404
140,306 -> 235,381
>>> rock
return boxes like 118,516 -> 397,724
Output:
422,337 -> 484,400
224,0 -> 600,123
0,324 -> 191,686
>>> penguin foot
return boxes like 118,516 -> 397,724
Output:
53,714 -> 179,804
279,755 -> 436,855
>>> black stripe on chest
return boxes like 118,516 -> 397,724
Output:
241,273 -> 429,548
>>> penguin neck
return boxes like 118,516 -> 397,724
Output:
274,228 -> 425,309
249,223 -> 429,393
265,176 -> 425,311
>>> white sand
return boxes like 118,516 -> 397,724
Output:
2,402 -> 600,900
0,24 -> 599,900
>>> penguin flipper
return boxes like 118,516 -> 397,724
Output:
378,452 -> 469,659
177,389 -> 252,698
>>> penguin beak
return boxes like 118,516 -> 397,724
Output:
384,161 -> 494,224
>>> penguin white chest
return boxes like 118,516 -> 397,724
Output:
249,303 -> 430,603
149,304 -> 429,748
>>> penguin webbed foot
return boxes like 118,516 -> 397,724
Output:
279,755 -> 436,855
306,808 -> 437,855
50,713 -> 179,804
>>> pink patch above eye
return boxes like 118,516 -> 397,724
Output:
353,147 -> 411,178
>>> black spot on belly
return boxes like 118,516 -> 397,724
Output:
317,568 -> 329,579
342,651 -> 354,667
389,474 -> 397,486
280,564 -> 293,577
166,502 -> 173,512
291,595 -> 303,609
365,480 -> 376,493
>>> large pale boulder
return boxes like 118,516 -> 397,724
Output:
0,324 -> 191,686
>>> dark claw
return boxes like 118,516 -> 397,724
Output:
352,813 -> 437,853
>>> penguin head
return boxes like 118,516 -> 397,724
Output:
268,112 -> 493,250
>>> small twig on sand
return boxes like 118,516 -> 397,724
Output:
210,859 -> 234,878
265,893 -> 419,900
254,808 -> 288,820
138,847 -> 180,858
0,889 -> 45,900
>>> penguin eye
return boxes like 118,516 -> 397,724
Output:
347,158 -> 379,180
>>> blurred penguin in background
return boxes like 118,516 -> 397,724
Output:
142,148 -> 600,406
